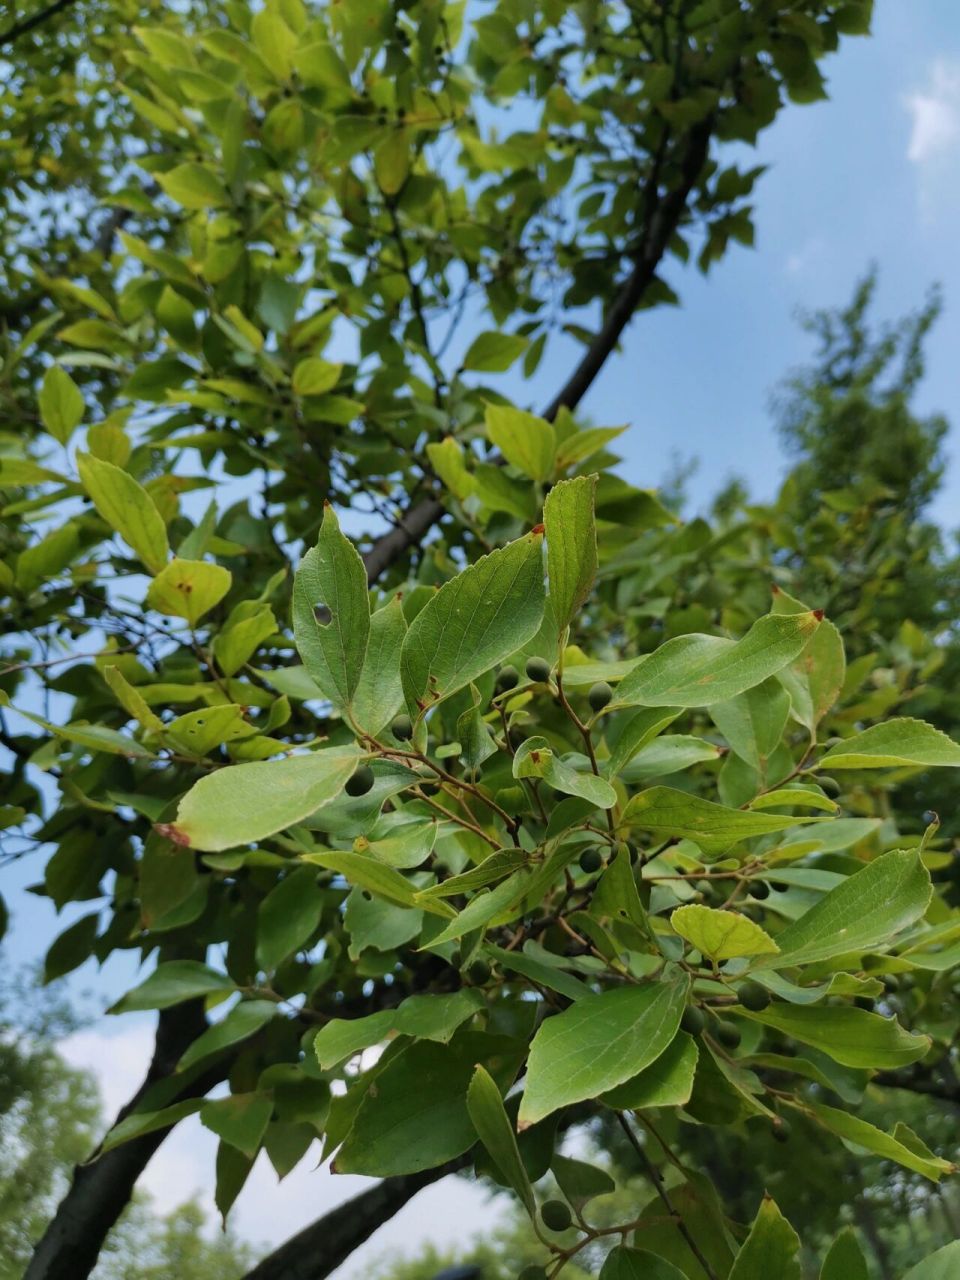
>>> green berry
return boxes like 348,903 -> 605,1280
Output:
588,681 -> 613,712
468,959 -> 491,985
749,880 -> 770,900
579,847 -> 603,874
715,1019 -> 741,1049
773,1117 -> 792,1143
680,1005 -> 705,1036
496,665 -> 520,692
525,656 -> 551,683
518,1268 -> 548,1280
540,1199 -> 572,1232
345,765 -> 374,797
738,981 -> 771,1012
391,714 -> 412,740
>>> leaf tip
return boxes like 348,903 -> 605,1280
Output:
154,822 -> 192,848
530,523 -> 545,536
812,608 -> 825,621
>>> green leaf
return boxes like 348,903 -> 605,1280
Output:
400,531 -> 545,717
738,1004 -> 929,1069
214,604 -> 277,677
351,595 -> 407,735
201,1093 -> 272,1159
110,960 -> 235,1013
302,849 -> 426,910
163,704 -> 253,757
292,357 -> 342,396
467,1065 -> 536,1216
100,1099 -> 204,1154
514,735 -> 616,808
772,586 -> 845,731
484,404 -> 556,482
670,904 -> 779,961
518,976 -> 688,1128
820,1228 -> 869,1280
487,943 -> 591,1002
314,992 -> 485,1069
158,162 -> 231,210
334,1033 -> 521,1176
177,1000 -> 277,1072
257,865 -> 325,970
729,1196 -> 801,1280
709,678 -> 790,771
818,717 -> 960,769
544,474 -> 598,633
623,787 -> 821,855
599,1031 -> 698,1109
77,452 -> 169,574
292,505 -> 370,712
615,612 -> 822,708
605,708 -> 681,777
102,665 -> 164,732
551,1154 -> 615,1209
374,130 -> 410,195
753,849 -> 932,969
600,1248 -> 688,1280
809,1101 -> 955,1180
159,746 -> 360,851
902,1242 -> 960,1279
16,524 -> 79,591
145,557 -> 232,625
462,331 -> 528,373
39,365 -> 84,443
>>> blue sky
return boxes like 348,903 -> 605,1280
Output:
5,3 -> 960,1271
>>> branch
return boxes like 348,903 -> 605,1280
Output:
0,0 -> 80,46
873,1067 -> 960,1106
25,1001 -> 226,1280
361,117 -> 714,587
241,1156 -> 471,1280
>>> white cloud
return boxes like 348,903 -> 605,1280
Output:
905,59 -> 960,165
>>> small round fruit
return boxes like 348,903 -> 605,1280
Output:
680,1005 -> 705,1036
526,656 -> 552,683
518,1268 -> 548,1280
738,981 -> 771,1012
773,1117 -> 792,1143
588,681 -> 613,712
883,974 -> 901,991
715,1019 -> 741,1049
540,1199 -> 572,1232
496,665 -> 520,692
579,847 -> 603,874
749,880 -> 770,900
391,714 -> 413,740
468,959 -> 491,985
345,765 -> 374,797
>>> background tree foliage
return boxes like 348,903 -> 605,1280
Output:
3,1 -> 960,1279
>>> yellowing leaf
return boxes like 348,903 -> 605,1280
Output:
670,904 -> 779,961
146,557 -> 232,625
76,452 -> 169,574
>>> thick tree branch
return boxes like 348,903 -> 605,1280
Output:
25,1001 -> 225,1280
241,1156 -> 471,1280
0,0 -> 80,46
362,118 -> 714,587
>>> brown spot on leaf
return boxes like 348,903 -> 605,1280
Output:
154,822 -> 192,848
